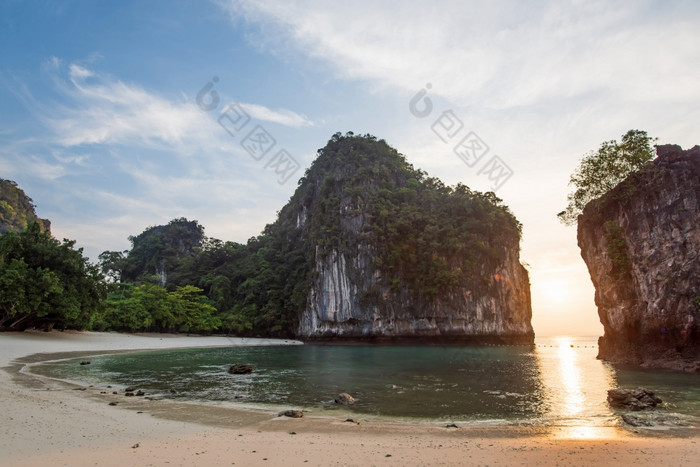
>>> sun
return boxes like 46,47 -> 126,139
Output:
535,278 -> 569,304
546,284 -> 568,303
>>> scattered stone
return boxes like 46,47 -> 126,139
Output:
607,387 -> 661,411
80,360 -> 91,365
289,432 -> 297,435
72,387 -> 87,391
135,390 -> 146,396
125,386 -> 137,392
132,443 -> 140,449
334,393 -> 355,405
125,392 -> 135,397
169,388 -> 177,394
112,391 -> 118,395
278,410 -> 304,418
109,402 -> 118,406
229,364 -> 254,375
445,423 -> 459,429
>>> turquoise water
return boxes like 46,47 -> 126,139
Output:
32,337 -> 700,427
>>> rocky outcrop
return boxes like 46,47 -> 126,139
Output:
293,133 -> 533,343
0,179 -> 50,234
607,388 -> 661,411
578,144 -> 700,372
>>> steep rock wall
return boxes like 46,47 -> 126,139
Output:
578,144 -> 700,372
298,196 -> 533,343
300,244 -> 532,342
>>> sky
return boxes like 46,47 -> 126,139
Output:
2,0 -> 699,337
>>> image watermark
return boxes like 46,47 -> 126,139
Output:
409,83 -> 513,191
196,77 -> 301,185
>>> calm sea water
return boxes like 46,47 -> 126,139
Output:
31,336 -> 700,428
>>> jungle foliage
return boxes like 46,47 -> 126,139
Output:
1,133 -> 523,336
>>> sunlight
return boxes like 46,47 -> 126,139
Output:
556,337 -> 585,416
535,336 -> 619,440
538,279 -> 569,303
556,426 -> 621,440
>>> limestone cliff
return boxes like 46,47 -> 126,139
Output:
578,144 -> 700,372
286,133 -> 533,343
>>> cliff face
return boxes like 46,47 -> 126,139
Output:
578,144 -> 700,371
300,243 -> 532,342
289,133 -> 533,343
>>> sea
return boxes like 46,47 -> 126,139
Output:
29,336 -> 700,432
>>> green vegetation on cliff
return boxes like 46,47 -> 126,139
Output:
0,134 -> 524,336
558,130 -> 656,225
0,179 -> 50,234
101,133 -> 522,336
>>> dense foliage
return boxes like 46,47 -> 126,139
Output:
0,133 -> 524,336
0,222 -> 106,330
99,133 -> 522,335
558,130 -> 656,225
98,284 -> 219,333
292,133 -> 521,304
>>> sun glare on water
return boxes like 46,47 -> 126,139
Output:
536,336 -> 619,439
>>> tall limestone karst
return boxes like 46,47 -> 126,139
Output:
578,144 -> 700,372
272,133 -> 533,342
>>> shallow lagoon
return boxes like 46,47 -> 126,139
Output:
33,336 -> 700,428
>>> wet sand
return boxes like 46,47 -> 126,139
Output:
1,331 -> 698,466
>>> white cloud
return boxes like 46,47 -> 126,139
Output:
223,0 -> 700,108
238,102 -> 313,128
68,64 -> 94,80
47,64 -> 209,149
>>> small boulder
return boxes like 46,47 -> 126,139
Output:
80,360 -> 91,365
278,410 -> 303,418
607,387 -> 661,411
125,386 -> 137,392
228,364 -> 254,375
135,390 -> 146,396
334,393 -> 355,405
125,392 -> 135,397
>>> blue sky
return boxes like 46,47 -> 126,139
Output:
2,0 -> 700,336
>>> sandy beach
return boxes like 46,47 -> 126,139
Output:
1,331 -> 698,466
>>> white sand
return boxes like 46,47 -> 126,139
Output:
1,330 -> 699,466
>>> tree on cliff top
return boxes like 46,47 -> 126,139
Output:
558,129 -> 656,225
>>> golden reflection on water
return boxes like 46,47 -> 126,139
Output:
535,336 -> 619,439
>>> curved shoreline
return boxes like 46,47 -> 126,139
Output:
2,331 -> 700,466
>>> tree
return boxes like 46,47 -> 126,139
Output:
0,222 -> 106,330
557,129 -> 656,225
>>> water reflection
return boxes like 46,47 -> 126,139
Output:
36,338 -> 633,431
535,336 -> 617,438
